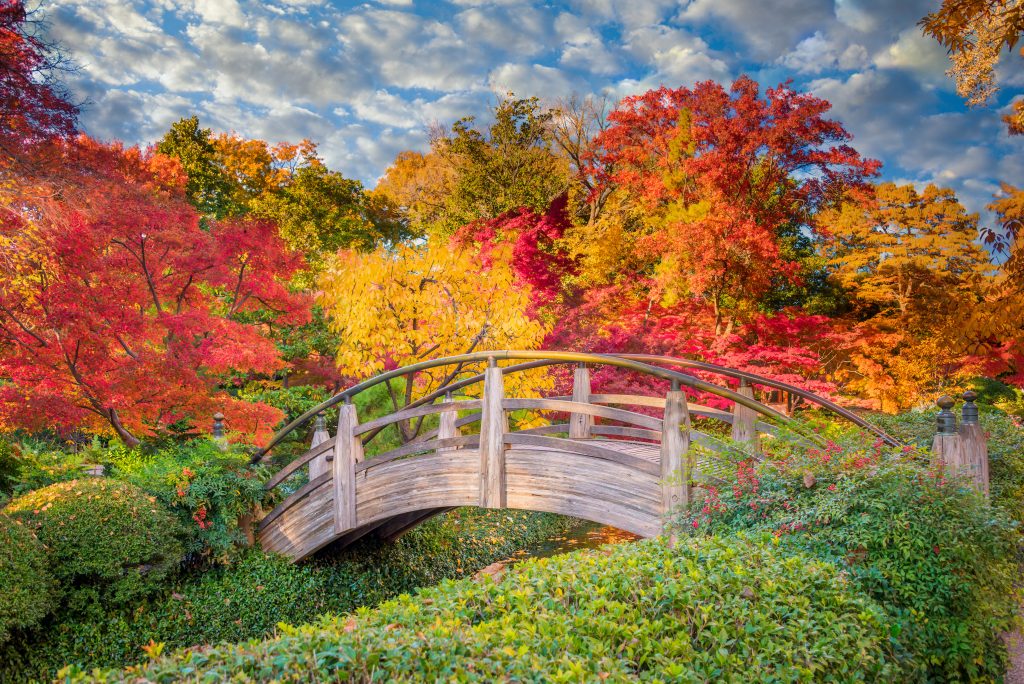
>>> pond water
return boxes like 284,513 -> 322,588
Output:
502,520 -> 639,565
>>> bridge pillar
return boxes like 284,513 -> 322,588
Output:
438,392 -> 462,452
660,388 -> 692,520
479,362 -> 507,508
309,412 -> 331,480
958,391 -> 989,495
333,403 -> 362,534
931,395 -> 965,481
569,363 -> 594,439
730,380 -> 760,452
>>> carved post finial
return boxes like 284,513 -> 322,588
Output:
961,390 -> 979,425
936,396 -> 957,435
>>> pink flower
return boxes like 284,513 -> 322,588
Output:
691,519 -> 699,529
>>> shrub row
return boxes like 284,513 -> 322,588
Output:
66,534 -> 907,682
0,507 -> 581,681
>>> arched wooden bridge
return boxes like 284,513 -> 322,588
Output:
254,351 -> 897,562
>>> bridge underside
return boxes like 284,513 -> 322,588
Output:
259,439 -> 664,562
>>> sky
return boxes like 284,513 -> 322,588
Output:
39,0 -> 1024,225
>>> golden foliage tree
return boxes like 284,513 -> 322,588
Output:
317,240 -> 550,440
822,183 -> 994,410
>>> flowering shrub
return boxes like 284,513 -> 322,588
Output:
5,479 -> 185,614
677,434 -> 1021,682
0,514 -> 57,643
64,535 -> 907,682
105,440 -> 268,560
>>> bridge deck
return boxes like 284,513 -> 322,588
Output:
259,438 -> 665,562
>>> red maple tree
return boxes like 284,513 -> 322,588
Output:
0,137 -> 310,444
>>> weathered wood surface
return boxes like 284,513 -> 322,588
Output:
333,403 -> 362,534
479,366 -> 507,509
354,400 -> 482,436
569,365 -> 594,439
730,381 -> 760,451
265,437 -> 335,491
502,398 -> 663,430
660,390 -> 691,515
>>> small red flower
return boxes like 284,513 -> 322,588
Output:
691,519 -> 699,529
828,484 -> 836,491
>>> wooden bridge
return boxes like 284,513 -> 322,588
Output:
254,351 -> 896,562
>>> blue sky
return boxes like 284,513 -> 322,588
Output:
42,0 -> 1023,225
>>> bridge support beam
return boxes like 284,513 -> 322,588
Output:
660,388 -> 692,520
569,364 -> 594,439
730,380 -> 760,452
479,363 -> 508,508
333,403 -> 362,534
438,393 -> 462,452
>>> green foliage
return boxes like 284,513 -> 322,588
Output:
0,508 -> 580,680
0,514 -> 57,643
873,406 -> 1024,524
435,95 -> 569,234
5,479 -> 186,613
104,439 -> 267,559
3,437 -> 91,494
66,535 -> 905,682
155,116 -> 234,218
676,434 -> 1022,682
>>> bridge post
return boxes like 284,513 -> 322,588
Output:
479,359 -> 507,508
959,391 -> 990,495
333,402 -> 362,534
438,392 -> 462,452
730,379 -> 760,452
931,395 -> 964,479
309,412 -> 331,480
569,363 -> 594,439
661,383 -> 692,520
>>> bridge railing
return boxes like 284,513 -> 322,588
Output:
256,352 -> 899,532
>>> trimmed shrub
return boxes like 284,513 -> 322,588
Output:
5,479 -> 185,612
65,535 -> 906,682
0,514 -> 57,643
678,436 -> 1022,682
0,508 -> 581,680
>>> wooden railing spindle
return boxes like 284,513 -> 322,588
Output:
660,386 -> 691,517
438,392 -> 462,452
333,402 -> 362,533
309,412 -> 331,480
730,379 -> 759,451
569,363 -> 594,439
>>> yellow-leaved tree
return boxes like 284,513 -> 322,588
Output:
821,182 -> 995,410
318,240 -> 550,441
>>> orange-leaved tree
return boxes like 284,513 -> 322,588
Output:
0,137 -> 310,444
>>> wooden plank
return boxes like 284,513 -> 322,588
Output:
504,433 -> 661,476
569,365 -> 593,439
660,390 -> 691,515
960,423 -> 989,495
730,381 -> 760,451
265,438 -> 335,491
333,403 -> 361,534
591,425 -> 661,441
309,418 -> 332,480
502,398 -> 663,431
479,366 -> 507,508
516,423 -> 569,435
356,435 -> 480,472
353,400 -> 482,436
258,472 -> 332,531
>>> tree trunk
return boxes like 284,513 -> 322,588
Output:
107,408 -> 141,447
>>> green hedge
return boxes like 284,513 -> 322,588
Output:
65,535 -> 907,682
0,508 -> 580,681
5,479 -> 186,613
0,514 -> 57,643
677,434 -> 1022,682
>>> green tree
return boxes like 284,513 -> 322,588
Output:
155,117 -> 234,218
430,95 -> 570,234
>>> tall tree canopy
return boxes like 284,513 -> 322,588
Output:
0,138 -> 309,444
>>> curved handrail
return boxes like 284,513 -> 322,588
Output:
254,351 -> 797,461
617,354 -> 899,446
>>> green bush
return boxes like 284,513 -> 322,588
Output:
0,508 -> 581,680
5,479 -> 185,613
678,436 -> 1021,682
66,535 -> 906,682
105,439 -> 267,559
873,406 -> 1024,524
0,514 -> 57,643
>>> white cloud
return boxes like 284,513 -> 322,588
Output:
780,31 -> 868,74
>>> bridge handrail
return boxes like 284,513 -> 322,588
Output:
253,351 -> 797,462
